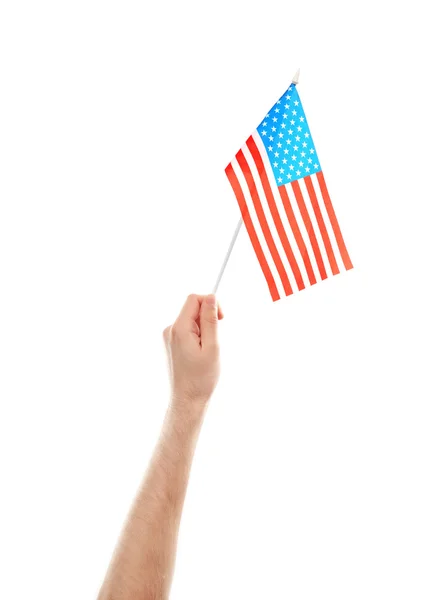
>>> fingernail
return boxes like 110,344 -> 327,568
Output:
206,294 -> 216,306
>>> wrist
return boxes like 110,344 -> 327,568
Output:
169,392 -> 209,423
170,385 -> 211,408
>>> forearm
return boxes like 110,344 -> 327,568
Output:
98,398 -> 207,600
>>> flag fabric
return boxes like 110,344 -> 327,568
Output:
225,80 -> 353,302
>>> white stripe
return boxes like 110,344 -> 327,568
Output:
285,182 -> 323,284
299,177 -> 333,277
311,174 -> 344,272
230,156 -> 286,299
252,131 -> 311,290
241,141 -> 296,295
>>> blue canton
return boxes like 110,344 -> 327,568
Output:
257,83 -> 321,186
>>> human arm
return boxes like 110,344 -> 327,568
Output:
97,293 -> 223,600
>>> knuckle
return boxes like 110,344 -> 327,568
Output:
205,314 -> 219,325
170,323 -> 180,340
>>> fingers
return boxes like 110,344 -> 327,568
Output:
175,294 -> 224,332
177,294 -> 202,327
200,294 -> 219,350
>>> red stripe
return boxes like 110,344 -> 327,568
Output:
291,180 -> 327,280
247,137 -> 305,291
304,176 -> 340,276
316,171 -> 354,271
278,185 -> 316,286
236,147 -> 293,297
225,164 -> 280,301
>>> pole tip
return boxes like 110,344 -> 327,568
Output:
292,68 -> 300,84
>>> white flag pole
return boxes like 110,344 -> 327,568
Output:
212,216 -> 243,294
212,69 -> 300,294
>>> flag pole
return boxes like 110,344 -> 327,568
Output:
212,68 -> 300,294
212,216 -> 243,294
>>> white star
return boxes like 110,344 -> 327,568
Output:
297,126 -> 302,132
296,136 -> 300,141
314,163 -> 319,169
277,142 -> 282,148
268,145 -> 273,151
305,166 -> 310,172
299,116 -> 305,122
289,165 -> 294,171
294,100 -> 299,106
283,158 -> 288,164
274,107 -> 280,113
278,133 -> 284,138
277,100 -> 281,104
273,117 -> 278,122
284,149 -> 289,155
292,110 -> 297,116
263,122 -> 268,127
301,151 -> 306,157
293,145 -> 299,151
291,155 -> 297,161
308,158 -> 313,164
274,152 -> 279,157
269,135 -> 274,141
296,170 -> 301,176
290,120 -> 295,125
261,130 -> 267,136
266,113 -> 270,117
287,173 -> 292,179
285,95 -> 291,100
310,148 -> 314,154
305,133 -> 310,138
281,123 -> 286,128
273,161 -> 278,167
285,104 -> 289,109
279,168 -> 284,174
283,113 -> 288,119
271,126 -> 276,132
299,161 -> 304,167
288,129 -> 293,135
278,177 -> 283,183
302,142 -> 307,148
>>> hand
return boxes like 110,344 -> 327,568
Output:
163,294 -> 224,406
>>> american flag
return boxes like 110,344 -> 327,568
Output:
225,80 -> 353,301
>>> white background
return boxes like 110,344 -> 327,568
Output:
1,1 -> 443,598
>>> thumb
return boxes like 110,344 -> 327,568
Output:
200,294 -> 218,349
